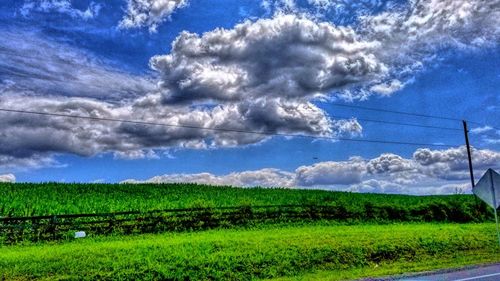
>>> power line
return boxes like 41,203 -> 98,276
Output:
328,102 -> 465,122
328,114 -> 462,132
328,102 -> 500,132
0,108 -> 462,148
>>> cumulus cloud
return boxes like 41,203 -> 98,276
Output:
349,179 -> 470,195
151,0 -> 500,103
123,168 -> 295,187
366,153 -> 415,174
20,0 -> 102,19
1,17 -> 369,168
414,146 -> 500,169
295,157 -> 366,186
0,92 -> 360,167
151,14 -> 387,104
0,174 -> 16,183
413,146 -> 500,180
119,0 -> 188,32
124,146 -> 500,195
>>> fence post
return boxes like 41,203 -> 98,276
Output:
51,215 -> 57,240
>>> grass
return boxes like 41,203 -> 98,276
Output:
270,253 -> 500,281
1,183 -> 496,280
0,182 -> 488,218
1,222 -> 499,280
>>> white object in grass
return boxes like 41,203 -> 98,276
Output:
74,231 -> 86,238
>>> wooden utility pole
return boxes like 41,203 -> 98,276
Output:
463,120 -> 475,188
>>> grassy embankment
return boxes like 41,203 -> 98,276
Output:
1,223 -> 500,280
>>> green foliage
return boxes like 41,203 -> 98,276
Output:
0,182 -> 490,220
0,183 -> 494,244
1,223 -> 499,280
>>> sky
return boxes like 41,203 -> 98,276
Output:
0,0 -> 499,194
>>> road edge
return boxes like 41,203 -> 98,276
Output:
357,261 -> 500,281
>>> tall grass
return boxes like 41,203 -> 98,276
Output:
1,223 -> 499,280
0,182 -> 487,219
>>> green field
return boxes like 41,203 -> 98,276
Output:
0,183 -> 489,219
1,223 -> 500,280
1,183 -> 497,280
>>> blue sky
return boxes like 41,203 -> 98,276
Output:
0,0 -> 498,194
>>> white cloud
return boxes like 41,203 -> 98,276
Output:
295,157 -> 366,186
151,14 -> 387,104
413,146 -> 500,170
485,138 -> 500,145
119,0 -> 188,32
263,0 -> 387,22
366,153 -> 415,174
369,79 -> 404,96
0,174 -> 16,183
0,92 -> 360,167
471,126 -> 493,134
469,126 -> 500,145
125,146 -> 500,195
20,0 -> 102,20
0,154 -> 59,172
114,149 -> 159,160
362,0 -> 500,62
349,179 -> 404,194
0,16 -> 369,168
355,0 -> 500,92
413,146 -> 500,180
0,30 -> 155,102
123,168 -> 295,187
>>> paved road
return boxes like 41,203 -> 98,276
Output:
395,263 -> 500,281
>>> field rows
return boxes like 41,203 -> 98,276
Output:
0,182 -> 489,217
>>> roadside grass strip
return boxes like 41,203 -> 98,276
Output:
1,223 -> 499,280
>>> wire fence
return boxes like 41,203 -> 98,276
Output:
0,205 -> 322,244
1,201 -> 492,245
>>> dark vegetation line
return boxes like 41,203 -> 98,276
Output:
0,108 -> 465,147
0,201 -> 492,244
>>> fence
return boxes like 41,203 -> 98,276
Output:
1,201 -> 492,245
0,204 -> 355,244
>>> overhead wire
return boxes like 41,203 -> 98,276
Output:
327,102 -> 500,131
0,107 -> 463,148
328,114 -> 462,132
328,102 -> 465,122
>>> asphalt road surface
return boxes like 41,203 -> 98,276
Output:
395,263 -> 500,281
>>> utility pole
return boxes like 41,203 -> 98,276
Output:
463,120 -> 475,189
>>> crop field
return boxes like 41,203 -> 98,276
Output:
1,183 -> 493,244
2,223 -> 500,280
0,182 -> 490,218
